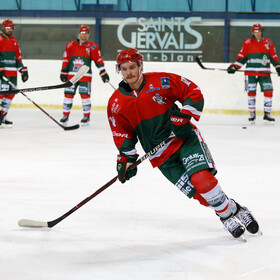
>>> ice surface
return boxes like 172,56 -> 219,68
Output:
1,109 -> 280,280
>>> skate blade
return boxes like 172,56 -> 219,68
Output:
235,235 -> 247,242
0,123 -> 13,128
263,120 -> 275,125
81,122 -> 90,127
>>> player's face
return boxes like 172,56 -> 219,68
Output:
253,30 -> 262,40
3,26 -> 14,37
120,61 -> 141,85
80,32 -> 89,41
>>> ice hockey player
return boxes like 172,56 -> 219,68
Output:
107,48 -> 260,240
227,24 -> 280,124
59,24 -> 109,125
0,19 -> 29,128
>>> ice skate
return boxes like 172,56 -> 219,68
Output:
234,201 -> 260,234
220,215 -> 245,239
81,115 -> 90,126
248,111 -> 256,124
263,112 -> 275,124
2,118 -> 13,128
60,115 -> 69,124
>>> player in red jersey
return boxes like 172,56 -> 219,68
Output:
107,48 -> 260,239
0,19 -> 28,127
227,24 -> 280,124
60,24 -> 109,125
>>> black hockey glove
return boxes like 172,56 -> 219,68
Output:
227,64 -> 238,74
60,68 -> 68,82
117,153 -> 139,183
19,67 -> 28,82
276,65 -> 280,76
170,110 -> 193,139
99,69 -> 110,83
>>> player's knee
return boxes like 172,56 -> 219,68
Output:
65,93 -> 74,99
190,170 -> 218,194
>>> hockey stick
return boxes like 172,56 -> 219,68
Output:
18,134 -> 175,228
3,76 -> 80,131
195,56 -> 276,74
108,81 -> 116,90
0,65 -> 90,95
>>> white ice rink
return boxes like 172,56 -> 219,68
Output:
1,108 -> 280,280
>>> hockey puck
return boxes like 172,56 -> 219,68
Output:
242,126 -> 247,129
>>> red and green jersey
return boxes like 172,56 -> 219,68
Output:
61,39 -> 105,82
0,34 -> 25,78
234,36 -> 280,76
107,72 -> 204,168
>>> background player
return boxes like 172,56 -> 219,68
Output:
107,48 -> 260,239
0,19 -> 28,127
227,24 -> 280,124
60,24 -> 109,125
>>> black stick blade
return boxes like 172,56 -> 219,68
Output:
63,124 -> 80,131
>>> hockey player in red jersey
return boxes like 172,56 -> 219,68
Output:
227,24 -> 280,123
107,48 -> 260,239
0,19 -> 28,127
59,24 -> 109,125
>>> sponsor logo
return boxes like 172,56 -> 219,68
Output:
109,116 -> 117,127
146,84 -> 160,93
248,55 -> 270,66
117,17 -> 203,62
111,102 -> 121,114
112,131 -> 128,138
181,76 -> 191,86
161,77 -> 170,89
182,153 -> 204,165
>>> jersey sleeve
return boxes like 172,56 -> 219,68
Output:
269,41 -> 280,67
61,41 -> 72,72
169,74 -> 204,122
234,39 -> 248,69
90,43 -> 105,71
107,93 -> 138,156
15,40 -> 24,70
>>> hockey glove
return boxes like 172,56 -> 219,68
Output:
19,67 -> 29,82
99,69 -> 110,83
117,154 -> 139,183
227,64 -> 238,74
276,65 -> 280,76
170,110 -> 193,139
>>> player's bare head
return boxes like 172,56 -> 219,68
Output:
2,19 -> 14,37
251,24 -> 263,38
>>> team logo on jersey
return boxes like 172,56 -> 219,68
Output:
161,77 -> 170,89
152,93 -> 167,105
86,48 -> 90,56
73,57 -> 85,71
91,45 -> 96,50
146,84 -> 160,93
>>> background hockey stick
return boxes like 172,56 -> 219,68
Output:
195,56 -> 276,74
108,81 -> 116,90
3,76 -> 80,131
0,65 -> 89,95
18,134 -> 175,228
